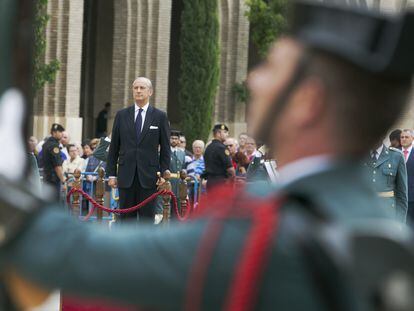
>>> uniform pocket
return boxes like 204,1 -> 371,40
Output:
382,166 -> 397,186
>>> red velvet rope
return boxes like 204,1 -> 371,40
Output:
66,188 -> 190,221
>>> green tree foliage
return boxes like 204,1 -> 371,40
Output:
245,0 -> 289,57
179,0 -> 220,144
232,0 -> 288,103
33,0 -> 60,93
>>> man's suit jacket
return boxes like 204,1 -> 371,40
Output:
406,149 -> 414,202
106,105 -> 170,189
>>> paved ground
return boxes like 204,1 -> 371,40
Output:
30,291 -> 60,311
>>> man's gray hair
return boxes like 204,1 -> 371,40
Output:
402,129 -> 414,136
132,77 -> 153,90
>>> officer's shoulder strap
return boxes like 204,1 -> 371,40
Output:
389,147 -> 403,154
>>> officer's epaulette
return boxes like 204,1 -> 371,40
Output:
389,147 -> 403,154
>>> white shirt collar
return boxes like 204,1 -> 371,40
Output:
135,102 -> 149,112
277,155 -> 333,187
372,145 -> 384,159
403,145 -> 413,154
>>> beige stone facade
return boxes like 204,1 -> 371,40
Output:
32,0 -> 414,143
33,0 -> 84,141
33,0 -> 251,142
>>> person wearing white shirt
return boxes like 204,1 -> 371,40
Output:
106,77 -> 171,222
62,144 -> 85,178
401,129 -> 414,225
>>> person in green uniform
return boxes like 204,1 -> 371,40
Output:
0,2 -> 414,310
365,143 -> 408,222
204,124 -> 236,191
41,123 -> 66,196
169,129 -> 186,218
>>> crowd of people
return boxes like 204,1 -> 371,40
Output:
27,123 -> 266,199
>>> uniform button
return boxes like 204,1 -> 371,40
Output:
373,179 -> 376,182
373,171 -> 376,174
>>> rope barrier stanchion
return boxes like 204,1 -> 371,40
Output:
95,167 -> 106,222
66,187 -> 185,221
70,169 -> 82,217
179,170 -> 189,218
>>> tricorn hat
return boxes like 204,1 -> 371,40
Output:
291,0 -> 414,79
170,129 -> 182,137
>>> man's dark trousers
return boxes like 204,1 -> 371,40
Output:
118,171 -> 156,222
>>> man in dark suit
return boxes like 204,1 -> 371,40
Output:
401,129 -> 414,225
107,77 -> 170,222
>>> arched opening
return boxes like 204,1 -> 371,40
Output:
80,0 -> 114,140
167,0 -> 184,129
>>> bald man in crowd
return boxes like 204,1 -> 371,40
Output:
107,77 -> 171,222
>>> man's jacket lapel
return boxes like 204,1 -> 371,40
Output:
127,105 -> 136,141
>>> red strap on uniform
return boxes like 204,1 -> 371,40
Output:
184,218 -> 226,311
224,200 -> 281,311
184,185 -> 282,311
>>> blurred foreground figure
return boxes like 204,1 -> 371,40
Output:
1,1 -> 414,311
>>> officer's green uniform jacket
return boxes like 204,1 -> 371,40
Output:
364,145 -> 408,222
4,161 -> 393,310
169,147 -> 186,197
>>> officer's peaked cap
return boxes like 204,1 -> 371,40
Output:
51,123 -> 65,132
291,0 -> 414,79
213,124 -> 229,132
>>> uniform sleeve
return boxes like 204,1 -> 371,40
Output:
219,146 -> 233,169
395,153 -> 408,222
5,209 -> 207,309
50,145 -> 63,167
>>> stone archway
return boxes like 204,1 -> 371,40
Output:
80,0 -> 114,139
215,0 -> 250,136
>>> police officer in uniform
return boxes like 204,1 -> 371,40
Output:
1,2 -> 414,311
42,123 -> 66,195
204,124 -> 235,190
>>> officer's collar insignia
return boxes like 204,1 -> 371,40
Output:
225,149 -> 230,156
53,147 -> 60,154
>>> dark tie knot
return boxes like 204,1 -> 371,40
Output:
139,108 -> 143,113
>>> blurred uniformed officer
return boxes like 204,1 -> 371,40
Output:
204,124 -> 235,190
1,2 -> 414,311
42,123 -> 66,195
365,143 -> 408,222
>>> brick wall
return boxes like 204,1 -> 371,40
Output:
215,0 -> 250,137
32,0 -> 84,142
110,0 -> 172,119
